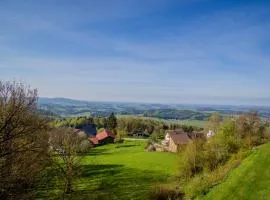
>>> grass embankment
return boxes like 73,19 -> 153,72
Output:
203,142 -> 270,200
43,141 -> 178,200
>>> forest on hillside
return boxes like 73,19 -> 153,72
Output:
39,98 -> 270,120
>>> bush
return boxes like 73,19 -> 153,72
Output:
79,139 -> 92,153
264,126 -> 270,140
179,139 -> 205,179
114,138 -> 124,144
145,139 -> 153,149
149,185 -> 184,200
204,136 -> 230,171
236,112 -> 266,149
183,150 -> 247,199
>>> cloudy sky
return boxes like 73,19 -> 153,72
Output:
1,0 -> 270,105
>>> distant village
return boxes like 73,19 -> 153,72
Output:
73,123 -> 216,153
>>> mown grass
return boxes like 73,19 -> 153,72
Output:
202,143 -> 270,200
38,141 -> 178,200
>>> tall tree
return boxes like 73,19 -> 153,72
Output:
237,112 -> 265,149
49,127 -> 89,194
106,112 -> 117,130
206,112 -> 222,133
0,81 -> 50,199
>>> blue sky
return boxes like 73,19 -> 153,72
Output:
1,0 -> 270,105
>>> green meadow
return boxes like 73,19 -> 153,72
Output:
39,140 -> 270,200
42,141 -> 178,200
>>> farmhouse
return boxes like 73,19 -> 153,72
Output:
162,131 -> 191,152
89,129 -> 115,146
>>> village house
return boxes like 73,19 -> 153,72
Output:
161,130 -> 191,153
207,130 -> 216,138
89,129 -> 115,146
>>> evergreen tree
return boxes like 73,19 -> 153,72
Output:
106,112 -> 117,130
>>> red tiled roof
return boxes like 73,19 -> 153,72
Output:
89,130 -> 115,145
169,132 -> 190,145
89,137 -> 99,145
96,130 -> 115,141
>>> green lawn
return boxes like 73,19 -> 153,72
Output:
43,141 -> 178,200
176,119 -> 206,127
203,143 -> 270,200
117,115 -> 206,128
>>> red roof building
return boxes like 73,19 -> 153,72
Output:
89,130 -> 115,146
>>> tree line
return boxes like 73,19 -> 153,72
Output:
51,115 -> 201,139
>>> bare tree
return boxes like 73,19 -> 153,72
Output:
205,112 -> 222,133
49,127 -> 89,194
0,81 -> 50,199
237,112 -> 265,149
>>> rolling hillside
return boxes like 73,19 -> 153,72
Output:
204,142 -> 270,200
38,97 -> 270,119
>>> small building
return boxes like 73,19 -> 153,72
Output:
89,130 -> 115,146
162,131 -> 191,153
207,130 -> 216,138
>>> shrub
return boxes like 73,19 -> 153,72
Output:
220,118 -> 241,153
179,139 -> 205,179
78,139 -> 92,153
184,150 -> 246,199
149,185 -> 184,200
236,112 -> 266,149
204,136 -> 230,171
145,139 -> 153,149
114,138 -> 124,144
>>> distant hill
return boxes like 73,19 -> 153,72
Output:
37,108 -> 60,118
39,97 -> 90,106
38,97 -> 270,119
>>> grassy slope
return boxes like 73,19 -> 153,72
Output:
63,141 -> 178,200
204,143 -> 270,200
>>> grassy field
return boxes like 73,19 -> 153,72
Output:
174,119 -> 206,127
43,141 -> 178,200
117,115 -> 206,128
203,142 -> 270,200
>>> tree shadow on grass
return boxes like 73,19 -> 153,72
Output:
84,148 -> 112,156
66,164 -> 171,200
115,144 -> 139,148
79,164 -> 124,178
35,163 -> 172,200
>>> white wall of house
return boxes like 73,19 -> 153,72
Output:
207,130 -> 215,138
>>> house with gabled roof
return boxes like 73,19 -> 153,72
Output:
162,130 -> 191,152
89,129 -> 115,146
